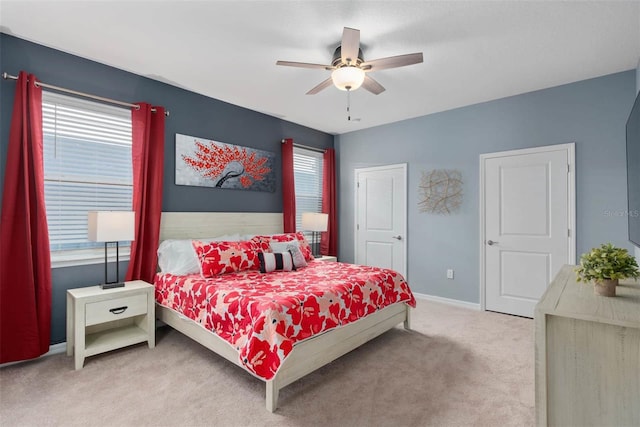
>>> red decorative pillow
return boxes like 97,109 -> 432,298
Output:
192,240 -> 259,277
294,232 -> 313,261
256,233 -> 313,261
250,235 -> 271,253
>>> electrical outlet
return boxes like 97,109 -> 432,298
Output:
447,269 -> 454,279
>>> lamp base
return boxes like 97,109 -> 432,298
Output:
311,231 -> 321,258
101,241 -> 125,289
100,282 -> 125,290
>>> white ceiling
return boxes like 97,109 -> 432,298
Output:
1,1 -> 639,135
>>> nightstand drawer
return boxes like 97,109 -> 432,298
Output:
85,294 -> 147,326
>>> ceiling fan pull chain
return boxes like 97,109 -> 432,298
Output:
347,88 -> 351,121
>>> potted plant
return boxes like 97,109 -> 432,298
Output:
575,243 -> 640,296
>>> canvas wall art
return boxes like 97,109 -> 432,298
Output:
418,169 -> 463,214
175,133 -> 275,192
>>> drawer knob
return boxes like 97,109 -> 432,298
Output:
109,306 -> 128,315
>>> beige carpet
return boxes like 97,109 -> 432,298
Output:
0,299 -> 534,427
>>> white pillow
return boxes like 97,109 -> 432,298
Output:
157,234 -> 241,275
269,240 -> 308,268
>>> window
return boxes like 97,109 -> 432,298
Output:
42,91 -> 133,264
293,146 -> 324,234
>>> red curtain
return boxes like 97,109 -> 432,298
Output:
125,103 -> 165,284
320,148 -> 337,257
0,71 -> 52,363
281,138 -> 296,233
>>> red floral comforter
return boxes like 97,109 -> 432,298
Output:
154,261 -> 415,380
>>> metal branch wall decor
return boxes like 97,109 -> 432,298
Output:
176,133 -> 275,192
418,169 -> 463,214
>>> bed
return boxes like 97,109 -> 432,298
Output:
155,212 -> 415,412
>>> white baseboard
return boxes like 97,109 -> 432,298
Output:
48,342 -> 67,356
413,292 -> 481,310
0,342 -> 67,368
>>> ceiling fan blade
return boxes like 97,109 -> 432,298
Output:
276,60 -> 333,70
341,27 -> 360,65
361,75 -> 385,95
361,52 -> 423,71
306,77 -> 334,95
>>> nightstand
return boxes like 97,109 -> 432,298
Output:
314,255 -> 337,262
66,280 -> 155,370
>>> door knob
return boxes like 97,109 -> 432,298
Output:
487,240 -> 498,246
392,235 -> 402,240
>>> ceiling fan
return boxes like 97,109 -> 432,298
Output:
276,27 -> 423,95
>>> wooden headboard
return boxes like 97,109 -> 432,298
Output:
159,212 -> 283,240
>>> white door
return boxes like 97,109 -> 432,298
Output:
481,144 -> 575,318
355,164 -> 407,277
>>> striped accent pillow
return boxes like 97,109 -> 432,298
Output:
257,251 -> 295,273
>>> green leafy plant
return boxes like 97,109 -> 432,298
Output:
575,243 -> 640,283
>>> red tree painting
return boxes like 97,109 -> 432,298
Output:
179,137 -> 274,191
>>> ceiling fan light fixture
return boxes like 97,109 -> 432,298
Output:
331,66 -> 365,91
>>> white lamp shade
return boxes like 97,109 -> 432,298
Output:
301,212 -> 328,232
88,211 -> 135,242
331,66 -> 365,91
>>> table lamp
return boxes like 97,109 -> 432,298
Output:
88,211 -> 135,289
301,212 -> 328,258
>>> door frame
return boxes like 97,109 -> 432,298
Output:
479,143 -> 576,312
354,163 -> 408,279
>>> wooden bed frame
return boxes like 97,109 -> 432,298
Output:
157,212 -> 412,412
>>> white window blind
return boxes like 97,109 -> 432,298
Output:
42,91 -> 133,252
293,146 -> 324,233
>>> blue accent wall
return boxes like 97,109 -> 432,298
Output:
636,59 -> 640,94
635,59 -> 640,260
0,34 -> 333,344
336,70 -> 636,304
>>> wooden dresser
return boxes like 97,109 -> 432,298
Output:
534,265 -> 640,426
